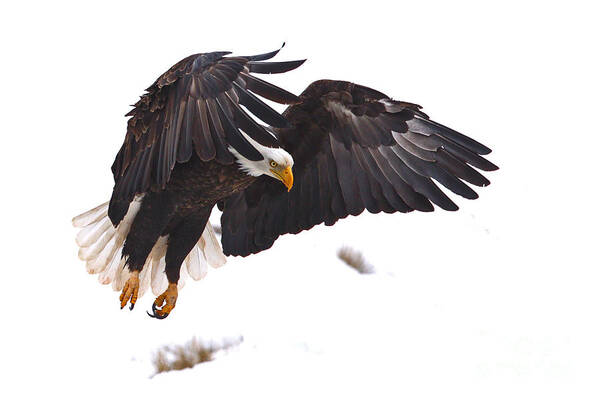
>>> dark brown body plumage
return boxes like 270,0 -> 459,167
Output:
122,157 -> 255,283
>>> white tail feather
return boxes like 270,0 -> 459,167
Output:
76,218 -> 112,247
78,228 -> 116,261
72,202 -> 109,228
98,247 -> 125,285
73,199 -> 227,300
186,245 -> 208,280
178,260 -> 189,290
150,237 -> 169,295
138,256 -> 153,298
112,261 -> 131,292
202,222 -> 227,268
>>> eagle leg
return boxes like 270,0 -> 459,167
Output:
119,271 -> 140,310
146,283 -> 178,319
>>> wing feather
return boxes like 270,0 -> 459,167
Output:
241,72 -> 300,104
329,139 -> 364,216
194,99 -> 216,161
108,48 -> 303,224
248,60 -> 307,74
243,43 -> 285,61
232,82 -> 289,130
221,79 -> 497,256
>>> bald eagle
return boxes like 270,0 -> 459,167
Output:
73,45 -> 497,319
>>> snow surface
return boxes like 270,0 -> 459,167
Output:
2,1 -> 600,399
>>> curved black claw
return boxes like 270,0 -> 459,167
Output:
146,303 -> 169,319
129,302 -> 135,311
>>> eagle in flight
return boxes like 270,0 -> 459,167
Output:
73,45 -> 498,319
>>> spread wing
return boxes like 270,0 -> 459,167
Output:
220,79 -> 498,256
108,46 -> 305,223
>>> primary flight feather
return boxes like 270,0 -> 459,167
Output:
73,45 -> 498,318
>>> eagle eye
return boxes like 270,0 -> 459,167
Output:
270,160 -> 278,168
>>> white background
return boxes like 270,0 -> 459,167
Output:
1,1 -> 599,399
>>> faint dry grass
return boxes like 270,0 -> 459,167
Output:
151,336 -> 242,377
337,246 -> 374,274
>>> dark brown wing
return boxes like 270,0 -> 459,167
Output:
220,79 -> 498,256
108,47 -> 305,223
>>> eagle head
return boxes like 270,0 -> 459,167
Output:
229,134 -> 294,192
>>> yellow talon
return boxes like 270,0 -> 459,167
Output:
147,283 -> 178,319
119,271 -> 140,310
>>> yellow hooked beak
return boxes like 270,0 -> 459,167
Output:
270,166 -> 294,192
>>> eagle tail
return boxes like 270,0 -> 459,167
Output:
72,199 -> 226,300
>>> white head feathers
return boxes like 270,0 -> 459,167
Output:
228,131 -> 294,177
